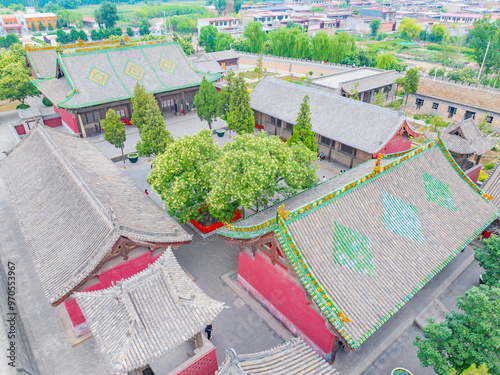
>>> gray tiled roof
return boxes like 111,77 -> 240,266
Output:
216,338 -> 336,375
35,42 -> 221,109
75,249 -> 224,375
424,118 -> 498,155
191,58 -> 225,74
26,49 -> 58,78
219,141 -> 499,348
0,126 -> 191,304
311,67 -> 384,89
34,77 -> 72,105
482,161 -> 500,209
200,49 -> 239,62
341,70 -> 398,94
250,78 -> 405,154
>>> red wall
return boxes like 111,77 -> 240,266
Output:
466,164 -> 481,183
176,347 -> 218,375
43,117 -> 62,128
30,68 -> 36,78
238,250 -> 336,357
54,106 -> 78,133
14,125 -> 26,135
382,132 -> 412,154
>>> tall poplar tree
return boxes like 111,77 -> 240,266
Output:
130,83 -> 149,131
286,95 -> 316,152
136,94 -> 173,158
102,109 -> 126,164
194,77 -> 218,130
226,75 -> 255,135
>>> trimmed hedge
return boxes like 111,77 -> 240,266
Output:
42,96 -> 53,107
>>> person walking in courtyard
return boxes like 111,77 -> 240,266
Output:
205,323 -> 213,340
145,189 -> 149,195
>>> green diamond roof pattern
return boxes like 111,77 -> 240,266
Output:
332,221 -> 375,278
123,60 -> 145,81
423,171 -> 458,212
383,191 -> 425,244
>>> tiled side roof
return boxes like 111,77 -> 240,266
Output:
220,139 -> 498,349
37,42 -> 221,109
482,161 -> 500,209
26,49 -> 57,78
424,118 -> 498,155
415,77 -> 500,114
75,249 -> 224,375
250,78 -> 405,154
33,76 -> 72,105
341,70 -> 398,94
216,338 -> 336,375
0,126 -> 191,304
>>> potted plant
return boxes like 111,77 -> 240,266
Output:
128,152 -> 138,163
391,369 -> 413,375
216,128 -> 225,138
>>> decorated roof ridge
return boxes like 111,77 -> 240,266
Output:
383,144 -> 423,159
25,51 -> 55,79
56,53 -> 77,92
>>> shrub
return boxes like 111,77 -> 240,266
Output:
42,96 -> 53,107
16,104 -> 30,109
300,76 -> 306,81
478,171 -> 488,182
484,163 -> 495,170
253,67 -> 259,73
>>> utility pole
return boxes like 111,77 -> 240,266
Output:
477,41 -> 490,81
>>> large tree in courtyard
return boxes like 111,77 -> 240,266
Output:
0,45 -> 40,105
149,129 -> 222,223
414,285 -> 500,375
130,83 -> 149,131
194,77 -> 219,130
102,109 -> 126,164
199,25 -> 218,53
474,235 -> 500,287
398,17 -> 422,40
286,95 -> 316,152
370,19 -> 380,36
136,94 -> 173,158
208,131 -> 318,221
226,74 -> 255,135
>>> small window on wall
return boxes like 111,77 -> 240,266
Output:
115,109 -> 126,119
320,136 -> 331,146
432,102 -> 439,110
285,122 -> 293,131
340,143 -> 354,155
415,98 -> 424,109
276,119 -> 282,128
448,106 -> 457,118
486,115 -> 493,124
464,110 -> 476,120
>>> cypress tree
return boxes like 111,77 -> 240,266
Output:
286,95 -> 316,152
226,74 -> 255,135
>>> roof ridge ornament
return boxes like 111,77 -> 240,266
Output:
277,204 -> 290,225
373,153 -> 384,174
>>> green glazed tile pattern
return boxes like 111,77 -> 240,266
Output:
383,191 -> 425,244
423,171 -> 458,212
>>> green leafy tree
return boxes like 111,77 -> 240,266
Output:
44,2 -> 61,13
102,109 -> 126,163
477,115 -> 492,134
370,19 -> 380,36
8,4 -> 25,12
78,30 -> 88,41
94,2 -> 119,29
350,82 -> 360,100
214,32 -> 233,52
449,363 -> 491,375
149,129 -> 222,223
286,95 -> 316,152
0,47 -> 40,105
446,67 -> 478,84
39,22 -> 46,31
218,71 -> 234,121
214,0 -> 227,14
208,131 -> 318,220
310,31 -> 330,61
256,52 -> 263,81
136,93 -> 173,158
199,24 -> 218,52
398,17 -> 422,40
429,23 -> 447,42
234,0 -> 242,13
429,115 -> 448,132
429,66 -> 446,77
3,33 -> 19,47
130,83 -> 149,131
139,21 -> 150,36
68,28 -> 79,42
126,27 -> 134,37
226,74 -> 255,135
395,67 -> 419,107
270,27 -> 310,59
30,21 -> 37,33
376,52 -> 399,70
474,235 -> 500,287
373,88 -> 385,106
243,21 -> 266,53
178,36 -> 194,56
194,77 -> 219,130
414,285 -> 500,375
468,19 -> 500,75
231,37 -> 247,51
56,29 -> 68,44
48,21 -> 54,31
